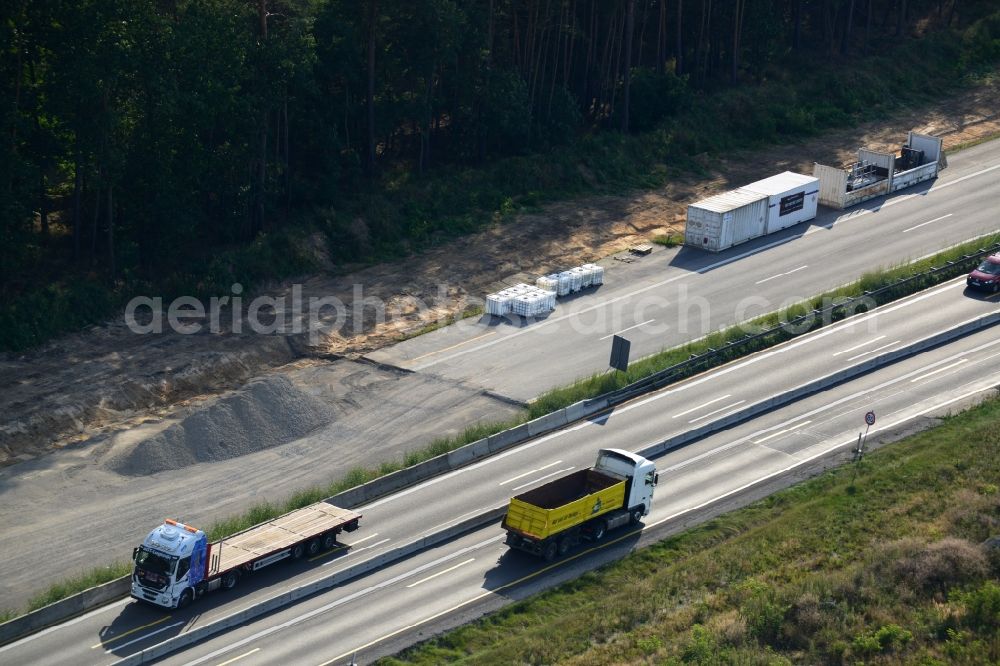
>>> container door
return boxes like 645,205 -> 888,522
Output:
730,198 -> 766,245
719,212 -> 734,250
685,207 -> 725,252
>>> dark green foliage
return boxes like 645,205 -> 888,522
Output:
3,2 -> 1000,351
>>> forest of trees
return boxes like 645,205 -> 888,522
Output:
1,1 -> 998,349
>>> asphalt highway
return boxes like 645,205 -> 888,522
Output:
369,140 -> 1000,402
2,279 -> 996,665
3,140 -> 999,611
156,321 -> 1000,666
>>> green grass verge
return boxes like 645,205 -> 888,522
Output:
24,562 -> 134,614
383,394 -> 1000,665
527,232 -> 1000,418
653,233 -> 684,248
3,233 -> 998,623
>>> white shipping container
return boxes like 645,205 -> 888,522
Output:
684,189 -> 768,252
742,171 -> 819,234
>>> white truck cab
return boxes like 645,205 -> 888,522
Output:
595,448 -> 659,518
131,519 -> 208,609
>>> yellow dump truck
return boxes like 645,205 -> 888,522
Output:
502,448 -> 658,561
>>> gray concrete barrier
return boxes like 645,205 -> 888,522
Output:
11,310 -> 995,648
564,398 -> 605,423
0,401 -> 577,645
638,311 -> 1000,461
0,576 -> 130,646
116,507 -> 507,665
527,410 -> 569,437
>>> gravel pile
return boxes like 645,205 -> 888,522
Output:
106,375 -> 334,476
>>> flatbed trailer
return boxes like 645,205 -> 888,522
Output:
209,502 -> 360,575
131,501 -> 361,609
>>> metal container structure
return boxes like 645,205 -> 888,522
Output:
813,132 -> 945,209
741,171 -> 819,233
684,189 -> 768,252
890,132 -> 945,192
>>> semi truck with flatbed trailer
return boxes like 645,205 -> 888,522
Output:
502,448 -> 658,561
131,501 -> 361,609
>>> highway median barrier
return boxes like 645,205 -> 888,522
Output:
5,263 -> 997,646
0,398 -> 596,647
636,311 -> 1000,461
114,312 -> 999,664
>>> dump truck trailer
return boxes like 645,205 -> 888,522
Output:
502,448 -> 658,560
131,502 -> 361,609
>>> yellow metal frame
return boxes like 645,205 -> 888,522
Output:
505,480 -> 625,540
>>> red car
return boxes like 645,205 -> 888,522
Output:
967,253 -> 1000,292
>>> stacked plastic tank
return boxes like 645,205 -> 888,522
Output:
486,263 -> 604,318
542,263 -> 604,296
486,283 -> 556,317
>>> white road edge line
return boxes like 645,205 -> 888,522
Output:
215,647 -> 261,666
405,558 -> 476,588
599,319 -> 656,341
103,621 -> 184,654
903,213 -> 952,233
423,509 -> 494,536
511,467 -> 574,493
0,598 -> 132,653
415,233 -> 810,370
755,265 -> 808,285
344,533 -> 380,546
909,358 -> 968,383
362,278 -> 981,512
180,536 -> 504,666
688,400 -> 747,424
500,460 -> 563,485
833,335 -> 886,356
321,539 -> 391,567
412,162 -> 998,371
931,163 -> 1000,191
322,381 -> 1000,665
662,327 -> 1000,473
846,339 -> 901,362
753,420 -> 812,445
672,395 -> 731,419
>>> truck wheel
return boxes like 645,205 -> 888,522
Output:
630,507 -> 645,525
221,570 -> 239,591
177,589 -> 192,609
590,520 -> 607,542
557,536 -> 572,556
306,539 -> 321,556
542,541 -> 558,562
322,532 -> 337,550
292,543 -> 305,559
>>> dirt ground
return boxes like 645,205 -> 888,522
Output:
2,80 -> 999,466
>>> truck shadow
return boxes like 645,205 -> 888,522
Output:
480,527 -> 644,599
94,601 -> 186,656
100,544 -> 355,657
